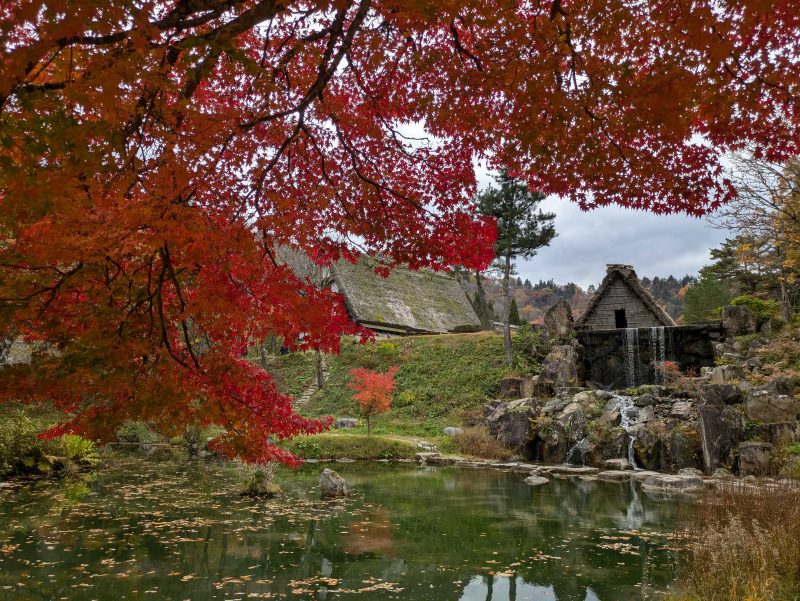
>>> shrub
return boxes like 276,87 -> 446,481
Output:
116,421 -> 163,444
451,426 -> 513,460
282,434 -> 417,460
512,324 -> 550,370
0,406 -> 99,478
240,463 -> 280,498
731,295 -> 780,322
668,482 -> 800,601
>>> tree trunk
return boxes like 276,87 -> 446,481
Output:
259,341 -> 268,371
366,414 -> 371,435
502,253 -> 513,366
475,270 -> 491,330
315,349 -> 324,387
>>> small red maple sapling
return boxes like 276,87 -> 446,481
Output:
348,367 -> 399,435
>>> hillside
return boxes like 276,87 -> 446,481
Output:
268,332 -> 515,437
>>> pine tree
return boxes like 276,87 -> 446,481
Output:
476,171 -> 556,365
683,268 -> 732,323
509,298 -> 524,326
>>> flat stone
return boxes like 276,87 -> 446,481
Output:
490,462 -> 519,469
596,470 -> 634,482
604,458 -> 633,471
537,465 -> 599,476
523,475 -> 550,486
443,427 -> 464,436
511,463 -> 539,472
641,474 -> 703,493
578,475 -> 598,482
678,467 -> 704,477
336,458 -> 355,463
415,452 -> 442,463
631,470 -> 661,482
426,455 -> 464,466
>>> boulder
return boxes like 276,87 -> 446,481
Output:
699,383 -> 741,406
499,376 -> 525,399
582,427 -> 628,467
597,407 -> 621,427
636,405 -> 655,423
698,401 -> 746,473
524,475 -> 550,486
711,467 -> 733,479
542,397 -> 571,416
745,388 -> 799,423
604,458 -> 633,471
443,427 -> 464,437
415,452 -> 442,463
755,422 -> 800,447
485,399 -> 539,450
641,474 -> 703,493
544,300 -> 574,341
678,467 -> 704,477
557,403 -> 588,445
634,420 -> 702,472
635,394 -> 658,407
779,456 -> 800,479
722,305 -> 758,337
632,470 -> 661,482
319,469 -> 351,498
709,364 -> 744,385
539,345 -> 582,388
335,418 -> 359,429
738,442 -> 773,477
597,470 -> 633,482
670,401 -> 694,419
538,423 -> 568,464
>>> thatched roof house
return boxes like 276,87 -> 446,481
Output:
576,264 -> 676,331
329,258 -> 480,336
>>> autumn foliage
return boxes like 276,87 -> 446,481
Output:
0,1 -> 799,461
348,367 -> 398,434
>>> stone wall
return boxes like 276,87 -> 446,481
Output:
581,279 -> 665,330
577,325 -> 723,388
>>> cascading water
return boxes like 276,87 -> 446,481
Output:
564,437 -> 589,465
649,326 -> 668,384
624,328 -> 638,388
613,394 -> 642,469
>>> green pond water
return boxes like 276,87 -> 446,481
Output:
0,453 -> 681,600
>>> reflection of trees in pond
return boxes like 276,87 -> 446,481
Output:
0,456 -> 677,600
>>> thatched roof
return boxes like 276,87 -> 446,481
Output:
331,258 -> 480,334
576,264 -> 676,329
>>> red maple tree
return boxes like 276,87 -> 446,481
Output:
0,1 -> 798,462
348,367 -> 398,435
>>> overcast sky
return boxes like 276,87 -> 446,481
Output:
474,170 -> 728,291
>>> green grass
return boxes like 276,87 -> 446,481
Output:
281,433 -> 418,460
274,332 -> 514,437
268,352 -> 318,398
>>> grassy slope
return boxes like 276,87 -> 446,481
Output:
269,332 -> 513,437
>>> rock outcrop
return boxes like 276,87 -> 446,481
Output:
319,469 -> 351,498
543,300 -> 574,341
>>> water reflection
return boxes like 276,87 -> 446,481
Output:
0,454 -> 677,600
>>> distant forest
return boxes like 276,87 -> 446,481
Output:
460,272 -> 694,324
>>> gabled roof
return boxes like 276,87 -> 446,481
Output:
575,264 -> 676,328
331,257 -> 480,334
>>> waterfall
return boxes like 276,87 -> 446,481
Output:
649,326 -> 668,384
613,394 -> 642,470
564,437 -> 589,465
624,328 -> 638,388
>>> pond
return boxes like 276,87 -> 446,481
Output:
0,454 -> 681,600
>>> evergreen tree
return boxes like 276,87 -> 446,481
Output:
683,268 -> 732,323
509,297 -> 524,326
475,171 -> 556,365
524,278 -> 533,290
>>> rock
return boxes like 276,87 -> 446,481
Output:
711,468 -> 733,479
678,467 -> 704,477
779,456 -> 800,479
334,418 -> 358,429
539,345 -> 583,388
319,469 -> 351,498
427,455 -> 464,466
597,470 -> 633,482
604,458 -> 633,471
755,422 -> 800,446
745,387 -> 799,423
537,465 -> 599,476
557,403 -> 588,445
699,383 -> 741,405
738,442 -> 773,477
698,400 -> 747,472
538,423 -> 568,464
544,300 -> 574,341
443,427 -> 464,436
760,376 -> 796,397
670,401 -> 694,419
415,452 -> 442,463
722,352 -> 744,364
635,394 -> 658,407
484,399 -> 539,450
709,364 -> 744,385
634,420 -> 702,472
641,474 -> 703,493
542,397 -> 571,416
597,408 -> 621,427
722,305 -> 758,337
632,470 -> 661,482
335,458 -> 355,463
524,475 -> 550,486
636,405 -> 655,423
499,376 -> 524,399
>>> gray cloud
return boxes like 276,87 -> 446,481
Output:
512,198 -> 727,290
